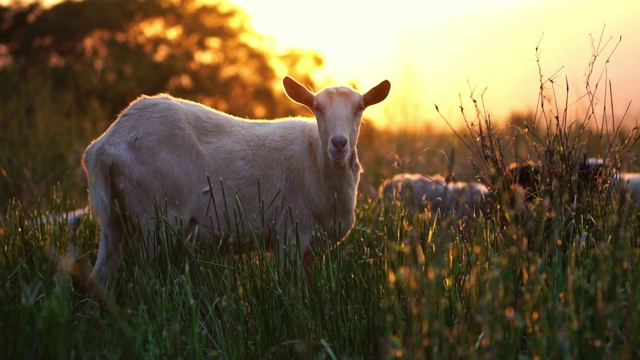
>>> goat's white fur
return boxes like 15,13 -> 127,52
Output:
618,173 -> 640,203
42,207 -> 89,229
82,76 -> 390,286
380,173 -> 490,218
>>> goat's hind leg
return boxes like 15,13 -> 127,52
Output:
89,212 -> 126,292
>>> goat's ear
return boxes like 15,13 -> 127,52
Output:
363,80 -> 391,107
283,76 -> 315,109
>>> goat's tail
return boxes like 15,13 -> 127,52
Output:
82,141 -> 113,224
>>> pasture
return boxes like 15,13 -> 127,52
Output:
2,55 -> 640,359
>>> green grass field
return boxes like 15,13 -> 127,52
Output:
3,42 -> 640,358
2,173 -> 640,358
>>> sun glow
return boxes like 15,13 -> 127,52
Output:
231,0 -> 640,130
12,0 -> 638,129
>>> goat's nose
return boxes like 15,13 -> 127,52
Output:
331,136 -> 348,150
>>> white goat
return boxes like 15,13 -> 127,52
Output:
1,207 -> 88,237
582,158 -> 640,204
42,207 -> 89,229
618,173 -> 640,204
379,173 -> 490,219
82,76 -> 390,286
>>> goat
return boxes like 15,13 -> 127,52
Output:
41,207 -> 89,229
379,173 -> 490,219
505,161 -> 541,196
578,159 -> 640,205
82,76 -> 391,287
0,207 -> 88,237
618,173 -> 640,204
504,157 -> 615,208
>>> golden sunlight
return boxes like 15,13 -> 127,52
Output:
13,0 -> 638,129
231,0 -> 640,130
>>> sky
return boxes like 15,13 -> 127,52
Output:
6,0 -> 638,129
230,0 -> 640,130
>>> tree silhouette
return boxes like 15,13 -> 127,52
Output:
0,0 -> 322,119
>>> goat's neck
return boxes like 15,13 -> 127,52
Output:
325,149 -> 360,190
306,139 -> 360,199
301,138 -> 360,238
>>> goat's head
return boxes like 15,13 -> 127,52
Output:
507,161 -> 541,195
504,161 -> 542,207
283,76 -> 390,164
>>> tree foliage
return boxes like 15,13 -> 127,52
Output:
0,0 -> 323,119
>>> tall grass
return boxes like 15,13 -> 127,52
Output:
4,178 -> 639,358
2,34 -> 640,358
0,71 -> 111,212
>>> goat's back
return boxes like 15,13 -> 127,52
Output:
82,94 -> 319,238
380,173 -> 489,216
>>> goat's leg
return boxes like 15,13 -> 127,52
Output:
89,213 -> 125,290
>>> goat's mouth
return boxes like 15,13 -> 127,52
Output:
328,135 -> 350,164
329,148 -> 349,163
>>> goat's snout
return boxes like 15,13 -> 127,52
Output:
329,135 -> 349,161
331,136 -> 348,150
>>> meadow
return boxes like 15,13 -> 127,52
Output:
3,47 -> 640,359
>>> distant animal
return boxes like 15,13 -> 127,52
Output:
82,76 -> 391,287
41,207 -> 89,229
503,157 -> 623,213
578,157 -> 610,191
576,158 -> 640,205
618,172 -> 640,204
379,173 -> 491,219
505,161 -> 542,203
0,207 -> 89,237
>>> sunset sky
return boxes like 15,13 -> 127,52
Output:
7,0 -> 638,129
232,0 -> 639,130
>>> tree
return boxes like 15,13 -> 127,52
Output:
0,0 -> 323,118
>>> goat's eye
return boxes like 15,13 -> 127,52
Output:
313,105 -> 322,113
